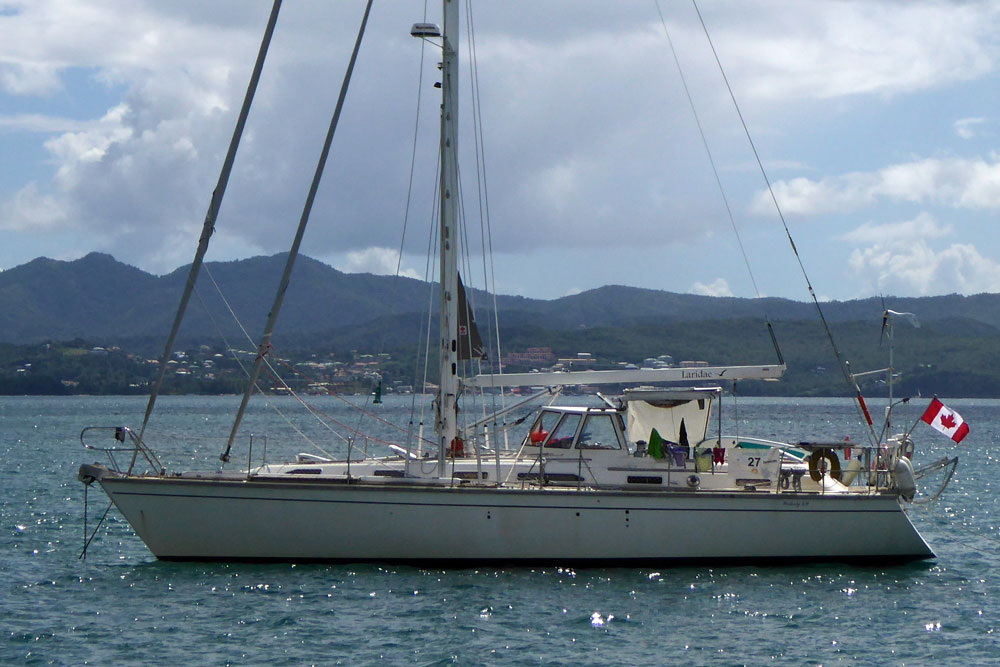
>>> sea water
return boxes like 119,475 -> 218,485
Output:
2,394 -> 999,664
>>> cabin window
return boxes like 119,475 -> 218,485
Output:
545,414 -> 581,449
524,410 -> 561,447
577,414 -> 623,450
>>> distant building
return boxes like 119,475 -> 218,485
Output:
502,346 -> 556,367
557,352 -> 597,367
641,355 -> 675,369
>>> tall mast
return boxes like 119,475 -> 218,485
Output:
437,0 -> 460,475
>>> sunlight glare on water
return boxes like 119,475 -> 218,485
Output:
2,395 -> 999,663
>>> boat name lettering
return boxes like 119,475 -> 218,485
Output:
681,369 -> 721,379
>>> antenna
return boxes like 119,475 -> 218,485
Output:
882,309 -> 920,434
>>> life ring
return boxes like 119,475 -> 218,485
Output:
686,474 -> 700,489
808,448 -> 841,483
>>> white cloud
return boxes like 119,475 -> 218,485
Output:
0,113 -> 95,134
44,103 -> 132,168
751,176 -> 870,216
1,1 -> 1000,301
0,2 -> 460,273
690,277 -> 733,297
341,246 -> 419,280
955,117 -> 987,140
845,214 -> 1000,295
709,0 -> 1000,101
0,182 -> 67,231
839,212 -> 948,245
755,156 -> 1000,216
0,61 -> 61,95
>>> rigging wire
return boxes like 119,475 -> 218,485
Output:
199,295 -> 379,462
653,0 -> 767,438
420,210 -> 440,452
394,0 -> 431,279
201,266 -> 256,348
689,0 -> 878,444
455,170 -> 476,435
273,358 -> 437,446
410,153 -> 442,455
465,0 -> 510,449
345,373 -> 376,459
257,364 -> 407,452
257,367 -> 420,451
193,272 -> 346,460
375,0 -> 432,462
393,1 -> 439,459
457,0 -> 485,446
136,0 -> 283,454
186,285 -> 376,462
654,0 -> 785,376
199,262 -> 348,445
360,0 -> 432,461
454,0 -> 497,456
348,1 -> 439,454
653,0 -> 762,303
221,0 -> 376,463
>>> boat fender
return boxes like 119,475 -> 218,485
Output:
686,474 -> 700,489
840,458 -> 863,486
893,456 -> 917,502
808,448 -> 841,483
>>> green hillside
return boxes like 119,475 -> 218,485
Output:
1,253 -> 999,397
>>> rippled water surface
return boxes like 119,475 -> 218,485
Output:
3,395 -> 999,664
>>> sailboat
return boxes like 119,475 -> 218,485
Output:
78,1 -> 957,563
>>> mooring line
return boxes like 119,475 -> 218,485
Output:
79,499 -> 113,561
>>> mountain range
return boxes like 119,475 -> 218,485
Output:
4,251 -> 1000,345
3,252 -> 1000,396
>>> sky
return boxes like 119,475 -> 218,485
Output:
1,0 -> 1000,303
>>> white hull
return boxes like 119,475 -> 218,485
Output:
93,471 -> 933,563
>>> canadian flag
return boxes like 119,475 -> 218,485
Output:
920,397 -> 969,444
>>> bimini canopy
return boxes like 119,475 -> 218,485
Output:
621,387 -> 720,446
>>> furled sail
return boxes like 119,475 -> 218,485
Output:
457,273 -> 486,360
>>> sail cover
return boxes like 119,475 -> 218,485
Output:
457,274 -> 486,360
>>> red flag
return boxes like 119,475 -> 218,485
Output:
921,397 -> 969,444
